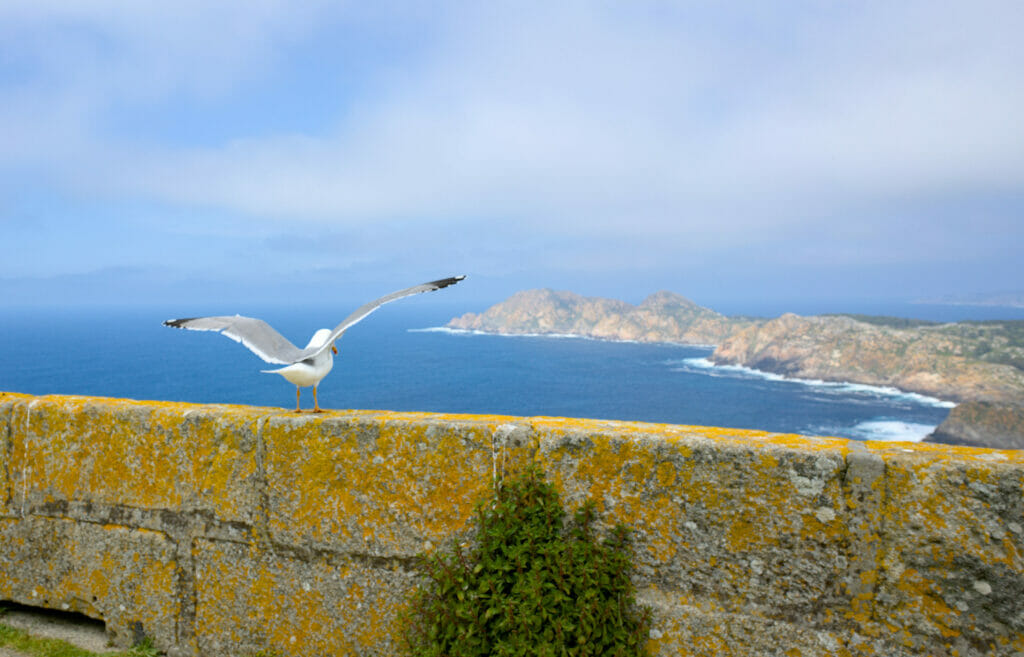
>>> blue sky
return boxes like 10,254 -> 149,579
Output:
2,2 -> 1023,312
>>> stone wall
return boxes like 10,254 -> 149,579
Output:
1,392 -> 1022,657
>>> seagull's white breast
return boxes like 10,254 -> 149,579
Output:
273,356 -> 333,387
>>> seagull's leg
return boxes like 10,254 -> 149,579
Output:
295,386 -> 302,413
313,385 -> 323,413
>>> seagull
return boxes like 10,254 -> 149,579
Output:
163,275 -> 465,413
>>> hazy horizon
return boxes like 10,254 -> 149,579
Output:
2,3 -> 1023,311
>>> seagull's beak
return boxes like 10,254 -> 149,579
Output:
332,344 -> 338,354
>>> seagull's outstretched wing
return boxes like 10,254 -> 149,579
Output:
309,275 -> 466,356
163,315 -> 305,365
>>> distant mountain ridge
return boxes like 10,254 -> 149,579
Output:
448,289 -> 1024,447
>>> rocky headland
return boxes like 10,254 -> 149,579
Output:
449,289 -> 1024,448
448,288 -> 754,345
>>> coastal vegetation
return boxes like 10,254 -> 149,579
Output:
931,319 -> 1024,371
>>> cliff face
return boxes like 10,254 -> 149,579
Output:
711,314 -> 1024,403
448,289 -> 747,345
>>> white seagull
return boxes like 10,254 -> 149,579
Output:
163,275 -> 465,412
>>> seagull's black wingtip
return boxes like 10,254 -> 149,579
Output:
163,318 -> 195,328
429,275 -> 466,290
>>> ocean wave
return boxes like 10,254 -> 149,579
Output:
674,358 -> 956,409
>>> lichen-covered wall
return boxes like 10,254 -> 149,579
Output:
1,392 -> 1022,657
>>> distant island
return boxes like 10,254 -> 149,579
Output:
449,289 -> 751,345
449,289 -> 1024,449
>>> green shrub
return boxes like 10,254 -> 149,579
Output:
403,467 -> 651,657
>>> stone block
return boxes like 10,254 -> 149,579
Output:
638,587 -> 905,657
264,411 -> 536,556
0,394 -> 22,516
0,516 -> 179,651
8,396 -> 265,527
194,538 -> 417,657
867,445 -> 1024,655
535,419 -> 854,624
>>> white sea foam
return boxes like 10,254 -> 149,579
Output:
675,358 -> 956,409
846,420 -> 936,442
408,326 -> 484,335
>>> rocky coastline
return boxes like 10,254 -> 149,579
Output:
449,289 -> 1024,448
710,313 -> 1024,404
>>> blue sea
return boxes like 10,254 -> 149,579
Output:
3,302 -> 1023,442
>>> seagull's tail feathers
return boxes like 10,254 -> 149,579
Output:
261,363 -> 305,382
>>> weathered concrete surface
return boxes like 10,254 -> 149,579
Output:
194,539 -> 418,657
0,516 -> 178,649
1,392 -> 1023,657
262,413 -> 533,557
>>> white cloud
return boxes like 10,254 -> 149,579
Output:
0,1 -> 330,98
0,1 -> 335,178
2,2 -> 1023,263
